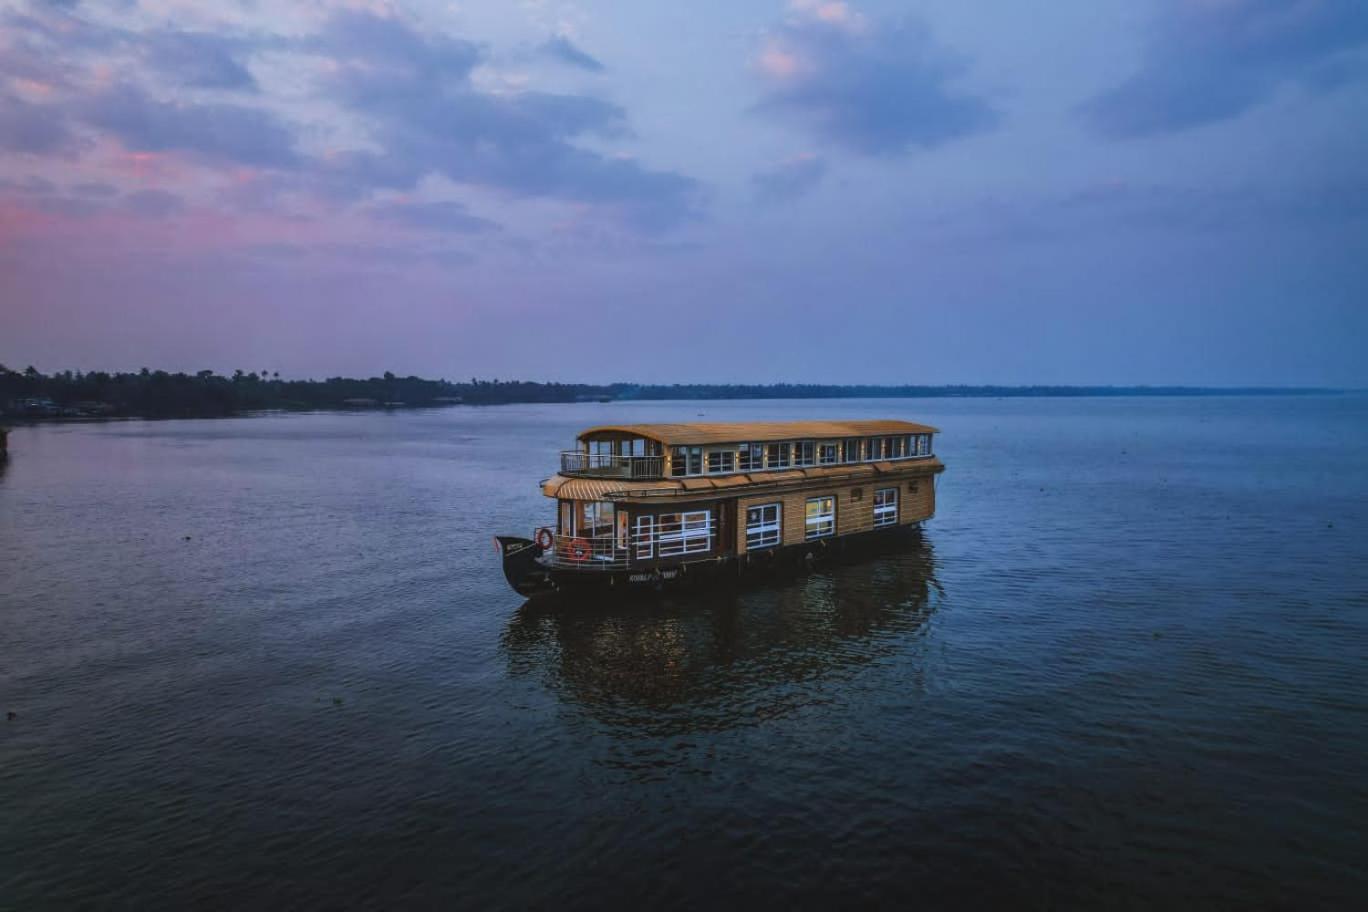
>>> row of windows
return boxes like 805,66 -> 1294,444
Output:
634,510 -> 712,559
744,488 -> 900,548
561,504 -> 717,558
586,437 -> 656,457
674,435 -> 931,477
568,483 -> 913,556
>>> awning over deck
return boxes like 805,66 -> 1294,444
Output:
541,475 -> 679,501
541,457 -> 943,503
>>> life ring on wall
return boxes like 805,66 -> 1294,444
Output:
569,538 -> 591,561
535,527 -> 554,550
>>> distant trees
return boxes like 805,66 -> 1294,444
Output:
0,363 -> 1329,421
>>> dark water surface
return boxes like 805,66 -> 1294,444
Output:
2,397 -> 1367,909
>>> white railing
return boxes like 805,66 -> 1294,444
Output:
546,514 -> 715,571
559,451 -> 664,478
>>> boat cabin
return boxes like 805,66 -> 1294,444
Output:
539,420 -> 943,573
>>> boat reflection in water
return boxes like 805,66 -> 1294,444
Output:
503,536 -> 940,752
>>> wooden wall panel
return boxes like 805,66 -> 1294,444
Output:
901,476 -> 936,523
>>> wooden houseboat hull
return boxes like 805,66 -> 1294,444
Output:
500,522 -> 928,599
496,419 -> 945,601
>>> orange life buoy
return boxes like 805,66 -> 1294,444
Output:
535,527 -> 554,550
569,538 -> 591,561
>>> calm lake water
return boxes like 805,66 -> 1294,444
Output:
2,396 -> 1367,909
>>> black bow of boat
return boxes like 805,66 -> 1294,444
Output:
494,535 -> 555,596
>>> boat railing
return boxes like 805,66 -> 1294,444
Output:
543,516 -> 716,571
559,451 -> 664,479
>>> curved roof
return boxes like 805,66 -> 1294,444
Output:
577,419 -> 938,447
542,457 -> 943,501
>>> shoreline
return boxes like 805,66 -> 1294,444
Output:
1,387 -> 1356,426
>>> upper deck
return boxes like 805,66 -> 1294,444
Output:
558,419 -> 939,481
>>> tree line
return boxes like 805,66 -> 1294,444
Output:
0,364 -> 1331,420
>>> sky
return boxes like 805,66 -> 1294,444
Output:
1,0 -> 1365,386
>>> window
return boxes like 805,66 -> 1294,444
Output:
657,510 -> 712,557
918,434 -> 931,456
579,501 -> 615,537
805,496 -> 835,540
746,503 -> 781,550
794,441 -> 816,467
707,449 -> 736,473
886,436 -> 904,459
738,442 -> 763,471
671,446 -> 702,477
842,438 -> 862,463
874,487 -> 898,527
818,443 -> 838,465
868,437 -> 883,460
766,442 -> 791,469
634,515 -> 654,558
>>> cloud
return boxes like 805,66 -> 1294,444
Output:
76,84 -> 300,168
753,2 -> 997,155
1081,0 -> 1368,138
142,30 -> 258,91
540,35 -> 605,72
2,6 -> 123,54
0,5 -> 698,236
366,200 -> 499,233
315,10 -> 700,229
0,180 -> 182,218
752,153 -> 827,202
122,188 -> 185,218
72,181 -> 119,198
0,93 -> 77,154
314,9 -> 482,84
923,179 -> 1368,246
240,240 -> 475,270
0,175 -> 57,195
0,183 -> 101,217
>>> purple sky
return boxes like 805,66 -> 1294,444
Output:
1,0 -> 1365,385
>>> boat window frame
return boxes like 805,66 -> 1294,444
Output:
656,509 -> 713,557
578,500 -> 615,539
634,514 -> 654,559
745,502 -> 782,550
706,449 -> 736,474
805,495 -> 836,540
873,487 -> 898,527
671,445 -> 703,477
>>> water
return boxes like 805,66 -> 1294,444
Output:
2,397 -> 1366,908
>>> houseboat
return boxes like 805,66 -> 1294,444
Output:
496,420 -> 944,597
